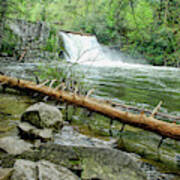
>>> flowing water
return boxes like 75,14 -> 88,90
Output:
0,33 -> 180,117
60,32 -> 180,116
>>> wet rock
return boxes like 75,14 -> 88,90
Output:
0,136 -> 32,155
11,159 -> 79,180
54,126 -> 116,148
115,130 -> 180,170
0,168 -> 13,180
18,122 -> 53,142
21,102 -> 63,131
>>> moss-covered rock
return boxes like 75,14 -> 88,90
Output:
116,130 -> 180,172
1,144 -> 177,180
21,102 -> 63,131
18,122 -> 53,142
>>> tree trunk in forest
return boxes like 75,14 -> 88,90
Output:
0,74 -> 180,140
0,0 -> 8,49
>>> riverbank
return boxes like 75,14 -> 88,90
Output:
1,90 -> 180,179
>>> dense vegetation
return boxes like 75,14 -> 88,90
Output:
0,0 -> 180,66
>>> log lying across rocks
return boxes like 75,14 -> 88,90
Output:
0,74 -> 180,140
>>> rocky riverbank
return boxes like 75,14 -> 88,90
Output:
0,91 -> 180,180
0,19 -> 180,179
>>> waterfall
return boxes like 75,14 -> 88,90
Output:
60,32 -> 105,62
59,32 -> 180,71
59,32 -> 131,67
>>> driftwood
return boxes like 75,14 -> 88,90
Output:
0,74 -> 180,140
18,48 -> 27,62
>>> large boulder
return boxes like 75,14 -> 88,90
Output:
0,136 -> 32,155
8,144 -> 174,180
115,130 -> 180,171
11,159 -> 79,180
0,144 -> 177,180
18,122 -> 53,142
21,102 -> 63,131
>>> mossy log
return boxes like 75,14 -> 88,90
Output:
0,74 -> 180,140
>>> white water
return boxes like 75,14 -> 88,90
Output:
60,32 -> 179,71
60,32 -> 138,67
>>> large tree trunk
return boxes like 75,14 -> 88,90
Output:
0,74 -> 180,140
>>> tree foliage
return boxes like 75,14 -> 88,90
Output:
0,0 -> 180,66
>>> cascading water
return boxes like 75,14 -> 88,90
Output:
60,32 -> 180,116
60,32 -> 148,66
60,32 -> 108,64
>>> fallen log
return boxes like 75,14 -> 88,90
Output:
0,74 -> 180,140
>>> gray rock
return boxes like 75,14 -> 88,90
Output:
0,168 -> 13,180
21,102 -> 63,131
0,136 -> 32,155
54,126 -> 116,148
38,160 -> 79,180
18,144 -> 148,180
11,159 -> 79,180
18,122 -> 53,141
11,160 -> 36,180
116,130 -> 180,171
0,144 -> 177,180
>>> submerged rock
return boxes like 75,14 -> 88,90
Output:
21,102 -> 63,131
11,159 -> 79,180
18,122 -> 53,142
0,136 -> 32,155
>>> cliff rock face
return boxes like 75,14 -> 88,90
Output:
1,19 -> 63,62
9,19 -> 50,47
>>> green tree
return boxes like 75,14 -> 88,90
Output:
0,0 -> 8,49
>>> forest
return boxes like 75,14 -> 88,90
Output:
0,0 -> 180,67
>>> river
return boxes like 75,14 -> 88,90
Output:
0,32 -> 180,117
